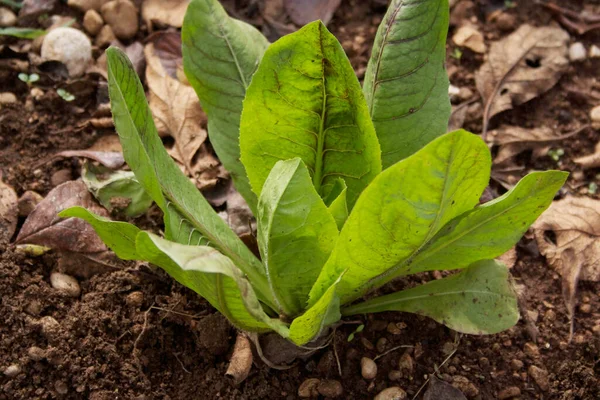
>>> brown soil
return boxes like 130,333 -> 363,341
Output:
1,1 -> 599,399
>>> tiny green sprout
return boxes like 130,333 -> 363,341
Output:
347,324 -> 365,342
18,73 -> 40,85
589,182 -> 598,195
56,88 -> 75,102
548,148 -> 565,162
451,47 -> 463,60
504,0 -> 516,8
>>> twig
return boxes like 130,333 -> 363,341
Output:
173,352 -> 192,374
373,344 -> 414,361
332,329 -> 343,377
412,336 -> 462,400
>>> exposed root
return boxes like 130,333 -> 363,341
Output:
247,332 -> 297,370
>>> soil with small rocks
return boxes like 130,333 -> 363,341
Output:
1,0 -> 599,399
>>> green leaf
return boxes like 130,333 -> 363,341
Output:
136,232 -> 290,335
363,0 -> 451,168
105,47 -> 277,310
58,207 -> 141,260
342,260 -> 519,335
289,276 -> 341,345
325,179 -> 348,230
240,20 -> 381,208
257,158 -> 339,316
0,27 -> 46,39
182,0 -> 269,212
407,170 -> 568,273
309,130 -> 491,305
82,164 -> 153,217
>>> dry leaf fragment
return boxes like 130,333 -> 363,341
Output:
226,333 -> 253,385
574,141 -> 600,170
476,25 -> 569,134
142,0 -> 190,31
0,178 -> 18,244
53,150 -> 125,169
284,0 -> 341,26
452,24 -> 486,54
533,197 -> 600,337
145,32 -> 224,190
16,180 -> 109,253
487,125 -> 585,165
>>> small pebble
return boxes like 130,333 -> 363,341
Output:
511,359 -> 524,370
30,87 -> 44,101
41,27 -> 92,77
579,303 -> 592,314
374,386 -> 407,400
95,24 -> 116,48
388,370 -> 402,381
27,346 -> 46,361
0,7 -> 17,27
83,9 -> 103,35
589,45 -> 600,59
494,12 -> 516,31
50,272 -> 81,297
523,342 -> 539,358
449,84 -> 461,102
361,357 -> 377,380
569,42 -> 587,62
528,365 -> 549,391
3,364 -> 21,378
55,380 -> 68,395
386,322 -> 404,335
126,291 -> 144,307
398,353 -> 413,376
0,92 -> 17,104
361,337 -> 374,351
317,379 -> 343,398
298,378 -> 320,398
452,375 -> 479,397
101,0 -> 138,40
376,337 -> 388,353
544,309 -> 556,322
498,386 -> 521,399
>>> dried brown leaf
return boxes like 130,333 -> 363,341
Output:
144,32 -> 223,190
533,197 -> 600,336
423,376 -> 467,400
574,141 -> 600,170
16,180 -> 109,253
142,0 -> 190,31
54,150 -> 125,169
0,179 -> 18,244
477,25 -> 569,131
284,0 -> 341,26
226,333 -> 253,385
488,125 -> 582,165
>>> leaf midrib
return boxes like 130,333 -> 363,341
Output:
312,22 -> 328,195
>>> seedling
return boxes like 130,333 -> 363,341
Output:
347,324 -> 365,342
18,73 -> 40,86
548,148 -> 565,162
62,0 -> 566,347
56,88 -> 75,102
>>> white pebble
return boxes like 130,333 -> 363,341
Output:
0,92 -> 17,104
3,364 -> 21,378
360,357 -> 378,380
374,386 -> 407,400
41,27 -> 92,77
590,105 -> 600,129
0,7 -> 17,27
50,272 -> 81,297
569,42 -> 587,62
589,45 -> 600,59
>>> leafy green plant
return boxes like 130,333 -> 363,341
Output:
61,0 -> 567,347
